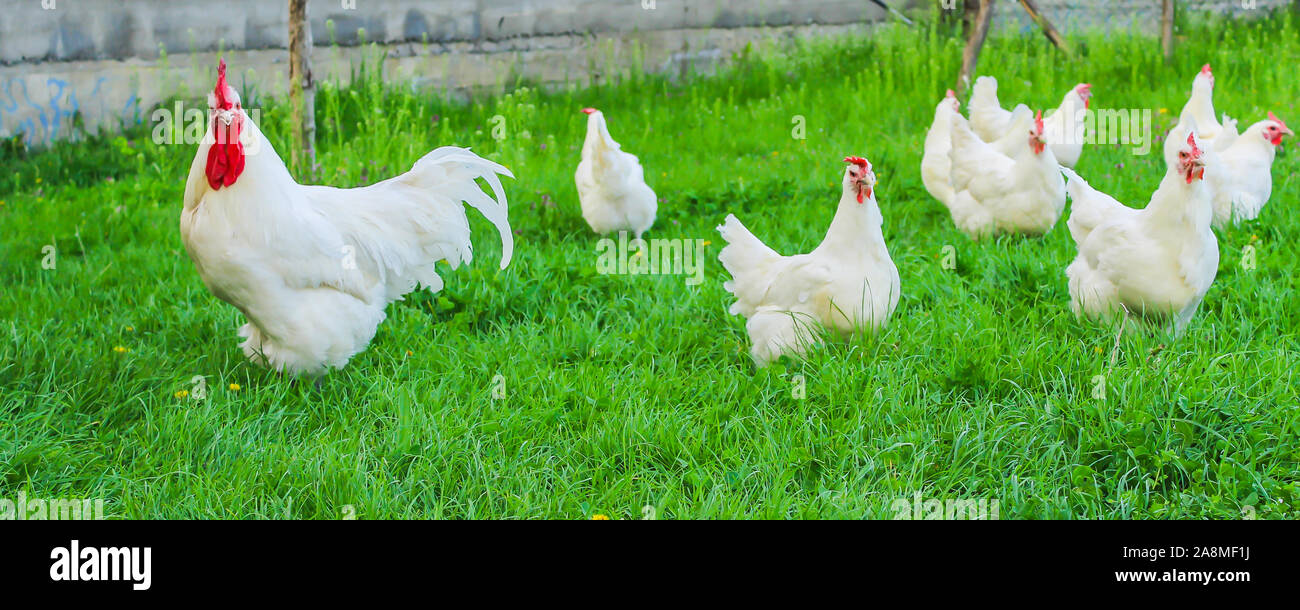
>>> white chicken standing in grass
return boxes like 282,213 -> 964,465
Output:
717,156 -> 900,367
947,108 -> 1066,239
921,89 -> 961,208
180,61 -> 515,375
968,76 -> 1093,168
925,97 -> 1035,208
1063,124 -> 1218,335
1175,64 -> 1238,151
1197,112 -> 1293,227
575,107 -> 657,238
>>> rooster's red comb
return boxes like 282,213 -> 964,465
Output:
1187,132 -> 1202,157
1034,110 -> 1044,134
1268,111 -> 1289,130
1200,64 -> 1212,75
945,89 -> 955,98
843,156 -> 870,171
214,59 -> 234,109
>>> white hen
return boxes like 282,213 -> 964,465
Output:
1201,112 -> 1293,227
1175,64 -> 1238,151
717,156 -> 900,367
968,76 -> 1092,168
575,107 -> 657,238
180,61 -> 514,375
1064,125 -> 1218,334
947,109 -> 1066,239
921,89 -> 962,208
926,95 -> 1033,208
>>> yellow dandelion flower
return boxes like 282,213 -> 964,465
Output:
702,240 -> 712,247
112,345 -> 127,354
591,514 -> 610,520
1094,346 -> 1103,354
228,383 -> 241,391
406,350 -> 413,356
1250,234 -> 1258,243
1158,108 -> 1168,114
174,390 -> 189,399
125,326 -> 135,332
35,177 -> 43,184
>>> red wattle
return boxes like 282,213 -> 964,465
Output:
205,116 -> 246,190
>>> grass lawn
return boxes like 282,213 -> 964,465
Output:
2,13 -> 1298,519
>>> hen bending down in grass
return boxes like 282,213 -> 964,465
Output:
575,107 -> 658,239
179,61 -> 514,375
717,156 -> 900,367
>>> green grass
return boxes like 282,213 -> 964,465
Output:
2,11 -> 1299,519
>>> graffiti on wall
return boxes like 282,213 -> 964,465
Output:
0,75 -> 142,144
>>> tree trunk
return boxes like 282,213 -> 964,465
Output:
1018,0 -> 1072,56
1161,0 -> 1176,64
956,0 -> 995,98
289,0 -> 316,177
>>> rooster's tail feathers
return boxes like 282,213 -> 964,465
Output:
412,147 -> 515,269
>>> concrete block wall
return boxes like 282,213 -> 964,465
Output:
0,0 -> 1289,145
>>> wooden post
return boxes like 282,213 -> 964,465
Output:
956,0 -> 994,98
1017,0 -> 1072,56
289,0 -> 316,176
1161,0 -> 1176,64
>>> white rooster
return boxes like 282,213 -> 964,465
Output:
1201,112 -> 1293,227
575,107 -> 657,238
947,109 -> 1066,239
1175,64 -> 1238,151
717,156 -> 900,367
968,76 -> 1093,168
1063,126 -> 1218,334
180,61 -> 514,375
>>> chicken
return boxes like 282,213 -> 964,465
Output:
180,61 -> 514,375
947,109 -> 1066,239
717,156 -> 900,367
925,94 -> 1033,207
1201,112 -> 1293,227
968,76 -> 1092,168
575,107 -> 657,238
1063,125 -> 1218,334
921,90 -> 961,208
1175,64 -> 1238,151
1041,83 -> 1092,168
